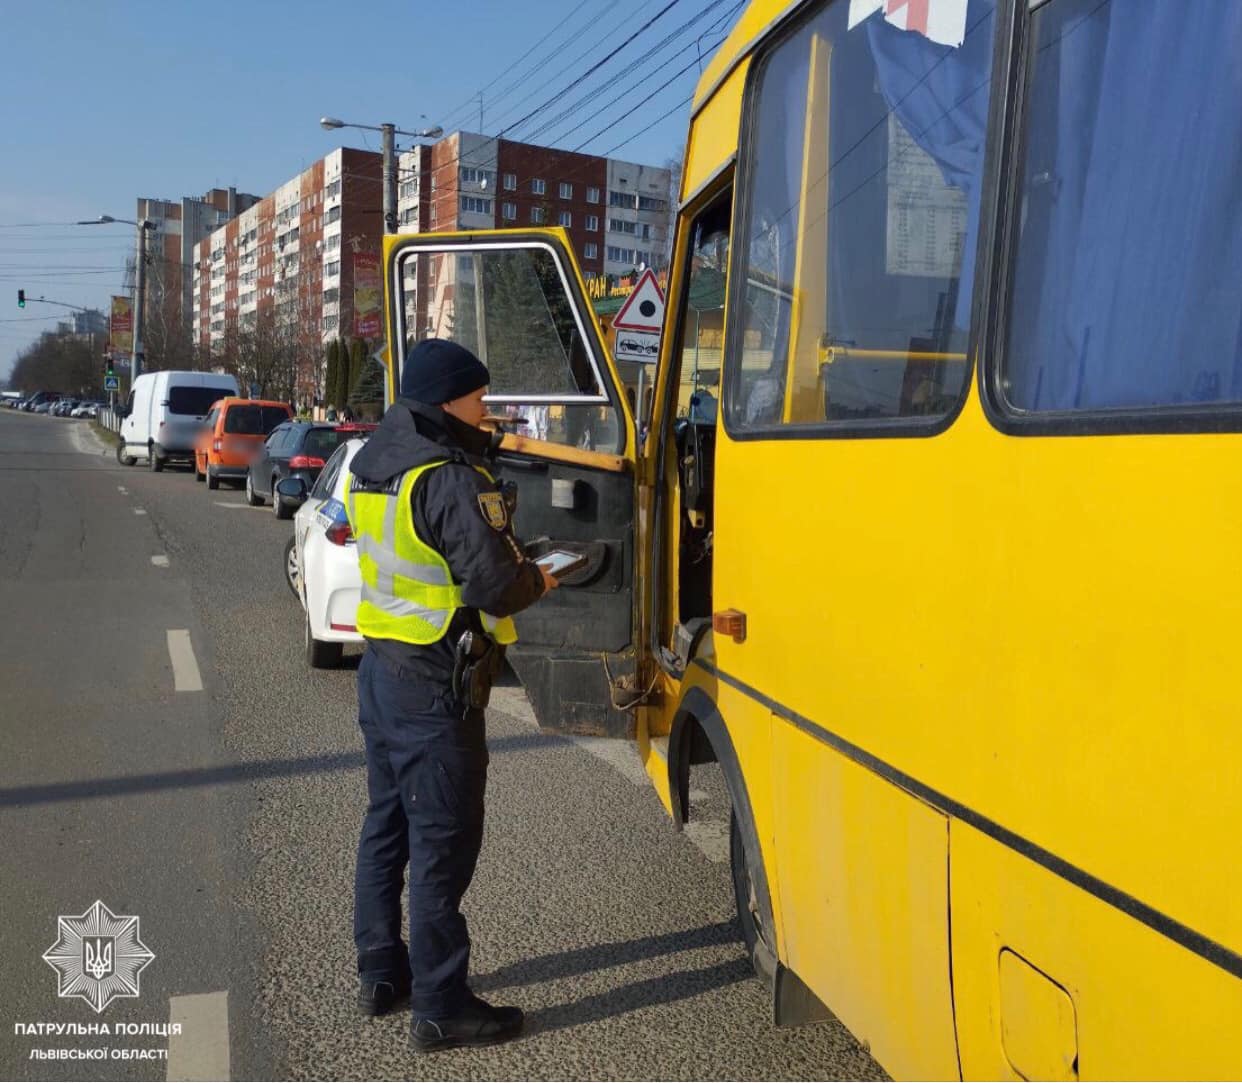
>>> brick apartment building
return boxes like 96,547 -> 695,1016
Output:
190,132 -> 670,407
191,149 -> 383,406
138,188 -> 260,357
396,131 -> 673,339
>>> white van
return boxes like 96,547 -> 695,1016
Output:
118,370 -> 239,471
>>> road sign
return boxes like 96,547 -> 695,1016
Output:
104,375 -> 120,391
614,330 -> 661,365
611,268 -> 665,333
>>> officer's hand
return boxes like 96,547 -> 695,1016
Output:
539,566 -> 560,593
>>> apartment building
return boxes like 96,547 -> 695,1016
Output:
191,149 -> 383,405
137,188 -> 259,342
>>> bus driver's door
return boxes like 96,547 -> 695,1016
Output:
384,230 -> 639,736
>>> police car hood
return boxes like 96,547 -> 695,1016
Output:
347,398 -> 493,484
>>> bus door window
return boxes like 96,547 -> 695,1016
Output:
667,195 -> 731,633
726,0 -> 998,434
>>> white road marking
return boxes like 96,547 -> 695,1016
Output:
682,820 -> 731,864
688,788 -> 709,803
151,555 -> 170,568
166,630 -> 203,693
117,486 -> 128,494
167,990 -> 230,1082
213,501 -> 262,511
134,508 -> 147,516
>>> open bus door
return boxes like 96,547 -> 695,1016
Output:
383,229 -> 641,736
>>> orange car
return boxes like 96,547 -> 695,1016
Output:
195,397 -> 293,489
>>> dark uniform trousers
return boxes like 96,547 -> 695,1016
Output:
353,647 -> 488,1018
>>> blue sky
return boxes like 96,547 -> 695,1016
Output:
0,0 -> 743,380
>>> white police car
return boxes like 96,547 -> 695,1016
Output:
279,437 -> 367,668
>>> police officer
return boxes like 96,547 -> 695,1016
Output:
343,338 -> 557,1053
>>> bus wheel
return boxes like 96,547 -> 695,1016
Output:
729,808 -> 762,967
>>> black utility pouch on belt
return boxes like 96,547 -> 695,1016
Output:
452,631 -> 504,710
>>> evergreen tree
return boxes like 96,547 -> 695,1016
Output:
347,338 -> 367,403
324,340 -> 340,408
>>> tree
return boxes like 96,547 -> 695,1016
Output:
346,337 -> 367,403
324,339 -> 341,409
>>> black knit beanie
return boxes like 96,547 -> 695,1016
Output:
400,338 -> 490,404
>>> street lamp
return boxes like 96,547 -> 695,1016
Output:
77,214 -> 158,381
319,117 -> 443,234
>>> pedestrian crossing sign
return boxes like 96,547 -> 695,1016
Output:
104,375 -> 120,391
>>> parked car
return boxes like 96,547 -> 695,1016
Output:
194,397 -> 293,490
70,402 -> 98,418
53,399 -> 79,417
25,391 -> 61,413
118,370 -> 239,471
246,421 -> 376,516
278,437 -> 370,668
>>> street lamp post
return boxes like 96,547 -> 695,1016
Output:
77,215 -> 158,381
319,117 -> 443,234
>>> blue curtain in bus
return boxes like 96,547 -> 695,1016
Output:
866,0 -> 997,331
1007,0 -> 1242,411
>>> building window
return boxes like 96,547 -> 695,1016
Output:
323,287 -> 339,304
326,234 -> 340,251
461,167 -> 492,187
586,214 -> 600,232
532,178 -> 546,195
584,243 -> 598,260
502,202 -> 517,221
638,195 -> 667,212
461,195 -> 494,215
607,246 -> 634,264
531,206 -> 546,225
399,178 -> 419,200
609,190 -> 637,209
503,173 -> 516,190
558,181 -> 573,199
558,211 -> 572,228
324,205 -> 341,226
323,314 -> 338,331
635,250 -> 651,267
609,218 -> 637,235
400,207 -> 419,226
325,260 -> 340,277
586,186 -> 600,204
641,223 -> 652,241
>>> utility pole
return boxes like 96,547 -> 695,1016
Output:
381,122 -> 397,235
132,221 -> 154,381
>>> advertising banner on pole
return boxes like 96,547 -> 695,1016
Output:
353,252 -> 382,339
109,296 -> 133,354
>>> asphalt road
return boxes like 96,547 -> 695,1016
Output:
0,409 -> 883,1081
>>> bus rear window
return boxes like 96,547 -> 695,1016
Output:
168,386 -> 227,417
224,405 -> 289,435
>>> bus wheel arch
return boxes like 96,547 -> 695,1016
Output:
670,687 -> 778,988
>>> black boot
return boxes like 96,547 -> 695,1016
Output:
357,977 -> 411,1017
410,993 -> 524,1053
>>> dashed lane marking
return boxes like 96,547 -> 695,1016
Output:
117,486 -> 128,494
213,501 -> 262,511
166,630 -> 203,693
167,991 -> 229,1081
134,508 -> 147,516
152,555 -> 170,568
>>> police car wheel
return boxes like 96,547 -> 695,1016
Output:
305,610 -> 342,668
283,537 -> 301,598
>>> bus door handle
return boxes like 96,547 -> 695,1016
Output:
713,609 -> 747,644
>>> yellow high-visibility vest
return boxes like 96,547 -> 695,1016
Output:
343,460 -> 518,646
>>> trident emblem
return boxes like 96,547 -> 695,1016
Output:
84,937 -> 114,980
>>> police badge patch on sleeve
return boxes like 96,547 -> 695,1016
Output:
477,490 -> 508,530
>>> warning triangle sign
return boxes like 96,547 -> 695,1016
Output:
611,268 -> 665,333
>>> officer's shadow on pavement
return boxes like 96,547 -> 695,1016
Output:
472,921 -> 754,1034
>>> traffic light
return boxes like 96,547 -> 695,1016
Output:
17,289 -> 24,308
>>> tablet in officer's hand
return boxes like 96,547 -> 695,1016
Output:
535,549 -> 588,578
